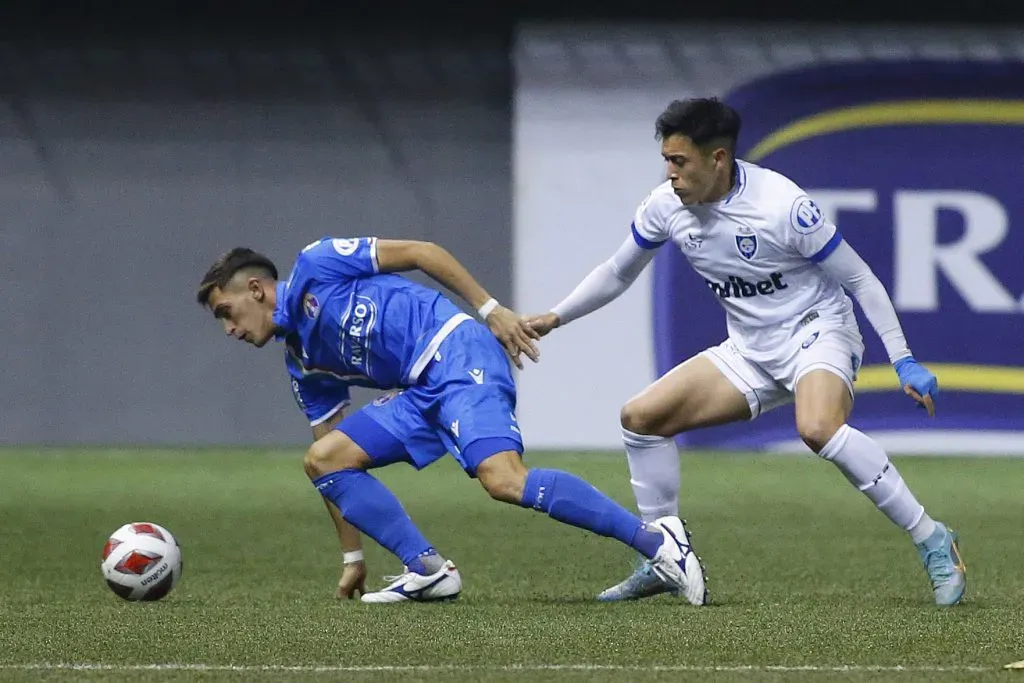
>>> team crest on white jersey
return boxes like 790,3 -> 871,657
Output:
735,233 -> 758,260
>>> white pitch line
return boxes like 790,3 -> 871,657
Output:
0,663 -> 994,674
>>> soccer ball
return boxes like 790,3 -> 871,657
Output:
100,522 -> 183,601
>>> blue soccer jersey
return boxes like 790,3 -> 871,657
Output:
274,237 -> 469,425
274,236 -> 523,473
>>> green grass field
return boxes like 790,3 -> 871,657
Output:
1,448 -> 1022,682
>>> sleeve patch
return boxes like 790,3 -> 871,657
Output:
790,196 -> 826,235
333,238 -> 361,256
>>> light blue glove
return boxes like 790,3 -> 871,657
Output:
893,356 -> 938,415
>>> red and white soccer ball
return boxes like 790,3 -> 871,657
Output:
100,522 -> 183,601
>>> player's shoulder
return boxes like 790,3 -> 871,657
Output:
280,237 -> 340,298
632,180 -> 683,241
298,236 -> 366,261
736,160 -> 827,236
294,236 -> 377,277
635,180 -> 683,225
638,180 -> 679,213
737,160 -> 805,206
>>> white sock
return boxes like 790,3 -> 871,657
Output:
908,514 -> 938,544
819,424 -> 936,540
622,428 -> 680,523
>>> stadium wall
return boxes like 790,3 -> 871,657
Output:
0,39 -> 511,446
513,24 -> 1024,454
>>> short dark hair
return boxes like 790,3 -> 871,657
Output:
655,98 -> 741,153
196,247 -> 279,307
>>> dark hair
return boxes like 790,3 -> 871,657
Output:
196,247 -> 278,307
655,98 -> 741,153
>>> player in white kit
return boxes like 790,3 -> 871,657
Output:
524,98 -> 966,607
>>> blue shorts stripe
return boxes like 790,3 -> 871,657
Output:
461,437 -> 523,475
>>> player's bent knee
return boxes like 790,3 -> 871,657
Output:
797,416 -> 843,454
303,432 -> 370,479
620,399 -> 665,437
475,451 -> 528,504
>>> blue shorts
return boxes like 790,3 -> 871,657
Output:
337,320 -> 523,477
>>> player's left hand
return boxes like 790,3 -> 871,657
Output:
486,305 -> 540,369
522,312 -> 560,338
335,561 -> 367,600
893,356 -> 938,417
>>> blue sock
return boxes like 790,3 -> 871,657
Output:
520,468 -> 664,559
312,469 -> 438,572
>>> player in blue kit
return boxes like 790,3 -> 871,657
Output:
197,236 -> 706,604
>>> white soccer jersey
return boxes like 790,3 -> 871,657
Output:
633,160 -> 856,357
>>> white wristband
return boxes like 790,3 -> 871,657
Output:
477,298 -> 499,320
343,550 -> 364,565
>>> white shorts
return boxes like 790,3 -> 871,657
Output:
701,314 -> 865,419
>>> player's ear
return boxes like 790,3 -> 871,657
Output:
712,146 -> 729,168
248,277 -> 265,301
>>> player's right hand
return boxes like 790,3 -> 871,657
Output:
335,561 -> 367,600
486,305 -> 541,369
522,312 -> 560,338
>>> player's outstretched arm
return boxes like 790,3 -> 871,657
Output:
375,239 -> 540,369
818,240 -> 938,416
312,413 -> 367,599
523,235 -> 656,337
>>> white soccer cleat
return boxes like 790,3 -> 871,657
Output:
647,516 -> 708,606
360,560 -> 462,604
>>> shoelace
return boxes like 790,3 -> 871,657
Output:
381,566 -> 412,585
921,546 -> 954,584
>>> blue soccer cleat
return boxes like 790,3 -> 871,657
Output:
915,522 -> 966,606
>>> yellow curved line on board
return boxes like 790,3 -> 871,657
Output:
856,363 -> 1024,394
745,100 -> 1024,162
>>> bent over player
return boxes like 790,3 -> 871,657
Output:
525,98 -> 965,606
197,237 -> 706,604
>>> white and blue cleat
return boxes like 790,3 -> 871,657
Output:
360,559 -> 462,604
598,516 -> 708,606
916,522 -> 966,606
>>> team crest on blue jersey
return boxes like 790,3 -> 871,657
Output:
735,233 -> 758,260
303,293 -> 320,319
